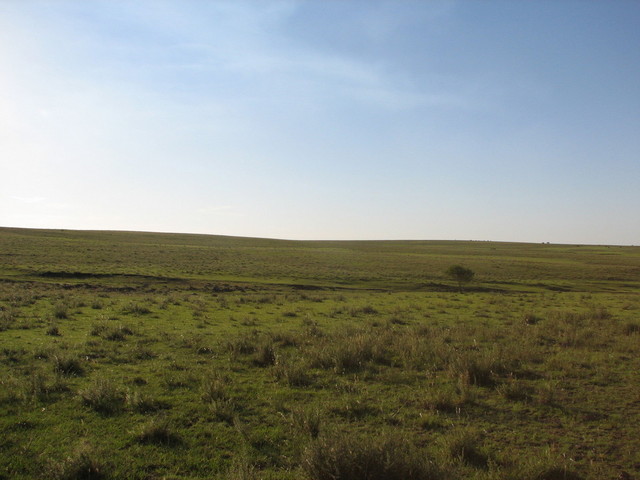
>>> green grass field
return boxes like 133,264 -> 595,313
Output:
1,227 -> 639,479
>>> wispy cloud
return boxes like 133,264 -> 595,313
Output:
10,196 -> 47,204
83,1 -> 470,112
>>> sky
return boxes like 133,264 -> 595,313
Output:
1,1 -> 639,245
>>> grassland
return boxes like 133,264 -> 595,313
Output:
0,226 -> 639,479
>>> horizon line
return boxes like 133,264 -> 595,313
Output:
1,225 -> 636,248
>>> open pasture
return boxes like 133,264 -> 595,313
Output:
0,227 -> 639,479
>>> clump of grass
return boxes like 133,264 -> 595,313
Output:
290,407 -> 322,438
331,397 -> 376,421
126,390 -> 163,413
252,340 -> 276,367
424,385 -> 473,413
90,299 -> 103,310
130,344 -> 157,360
104,325 -> 134,341
388,314 -> 409,325
122,302 -> 151,315
623,322 -> 640,335
0,375 -> 24,404
79,378 -> 125,415
443,428 -> 490,469
226,455 -> 260,480
181,334 -> 213,353
47,324 -> 62,336
162,372 -> 196,390
201,373 -> 237,422
450,348 -> 517,387
302,317 -> 325,338
53,302 -> 70,320
529,467 -> 584,480
210,398 -> 237,424
522,312 -> 542,325
497,378 -> 533,402
536,380 -> 560,406
396,333 -> 439,371
90,323 -> 108,337
201,372 -> 230,403
134,416 -> 181,446
272,358 -> 312,387
588,306 -> 611,321
53,354 -> 85,377
91,323 -> 134,341
0,306 -> 16,331
503,455 -> 585,480
545,311 -> 591,347
47,442 -> 108,480
201,373 -> 237,424
240,316 -> 257,327
301,432 -> 444,480
271,331 -> 299,347
226,333 -> 258,357
309,329 -> 390,373
349,304 -> 379,315
24,372 -> 69,401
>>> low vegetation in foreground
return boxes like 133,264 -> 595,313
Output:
0,227 -> 639,479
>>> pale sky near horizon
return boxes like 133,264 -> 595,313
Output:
1,1 -> 639,245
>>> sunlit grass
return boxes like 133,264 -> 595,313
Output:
0,227 -> 638,479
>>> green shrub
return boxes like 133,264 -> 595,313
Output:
445,265 -> 475,292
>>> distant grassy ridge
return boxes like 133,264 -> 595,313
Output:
1,226 -> 639,292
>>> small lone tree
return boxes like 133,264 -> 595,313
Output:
446,265 -> 475,292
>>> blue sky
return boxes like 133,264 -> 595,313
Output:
1,1 -> 639,244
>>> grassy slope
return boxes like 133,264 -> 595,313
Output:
0,227 -> 639,480
1,227 -> 639,290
